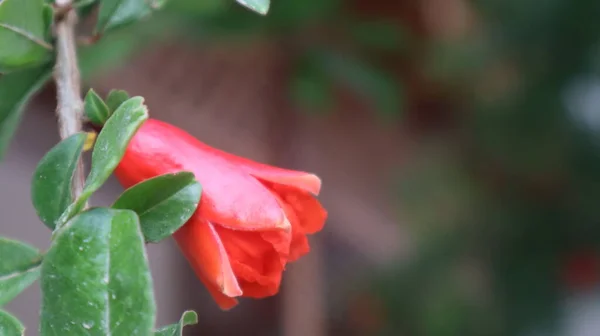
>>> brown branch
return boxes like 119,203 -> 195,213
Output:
54,6 -> 86,202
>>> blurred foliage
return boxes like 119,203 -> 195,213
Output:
78,0 -> 405,116
76,0 -> 600,335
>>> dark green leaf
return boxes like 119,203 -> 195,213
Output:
42,4 -> 53,40
350,21 -> 407,51
0,0 -> 52,72
105,89 -> 130,113
0,310 -> 24,336
113,172 -> 202,242
31,133 -> 86,229
0,238 -> 41,306
41,208 -> 155,335
95,0 -> 154,34
236,0 -> 269,15
0,65 -> 52,160
291,56 -> 333,113
84,89 -> 111,125
155,310 -> 198,336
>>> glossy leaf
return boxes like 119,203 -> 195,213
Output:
0,65 -> 52,160
0,0 -> 51,72
236,0 -> 270,15
113,172 -> 202,242
0,310 -> 24,336
31,133 -> 86,229
155,310 -> 198,336
96,0 -> 155,34
105,89 -> 130,112
84,97 -> 148,196
41,208 -> 155,335
84,89 -> 111,125
0,238 -> 41,306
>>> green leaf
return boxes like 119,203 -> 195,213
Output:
113,172 -> 202,243
57,97 -> 148,226
84,89 -> 111,125
95,0 -> 154,34
0,65 -> 52,160
42,4 -> 53,40
350,21 -> 407,51
0,0 -> 52,72
235,0 -> 270,15
31,133 -> 86,229
291,55 -> 333,113
41,208 -> 155,336
105,89 -> 130,113
155,310 -> 198,336
0,238 -> 41,306
0,310 -> 24,336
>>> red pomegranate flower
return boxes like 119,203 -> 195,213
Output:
114,119 -> 327,309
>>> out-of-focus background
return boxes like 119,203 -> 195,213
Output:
4,0 -> 600,335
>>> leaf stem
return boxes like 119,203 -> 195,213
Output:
54,5 -> 86,203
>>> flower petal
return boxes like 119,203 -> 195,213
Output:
213,225 -> 288,298
267,183 -> 327,234
115,119 -> 290,232
198,274 -> 239,310
173,216 -> 242,299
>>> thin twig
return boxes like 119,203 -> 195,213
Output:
54,6 -> 86,202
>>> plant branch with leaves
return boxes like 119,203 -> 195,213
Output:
0,0 -> 328,335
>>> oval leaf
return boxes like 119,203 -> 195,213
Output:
31,133 -> 86,229
84,88 -> 110,125
113,172 -> 201,243
105,89 -> 130,113
80,96 -> 148,204
0,238 -> 41,306
155,310 -> 198,336
236,0 -> 270,15
0,0 -> 52,72
95,0 -> 153,34
0,65 -> 52,160
0,310 -> 24,336
41,208 -> 155,335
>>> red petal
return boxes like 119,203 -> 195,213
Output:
268,183 -> 327,235
213,225 -> 288,298
173,216 -> 242,299
115,119 -> 290,232
198,274 -> 239,310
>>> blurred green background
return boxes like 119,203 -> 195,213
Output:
78,0 -> 600,335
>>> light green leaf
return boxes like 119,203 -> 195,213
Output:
155,310 -> 198,336
113,172 -> 201,243
235,0 -> 270,15
0,310 -> 24,336
84,89 -> 111,125
0,238 -> 41,306
0,65 -> 52,160
96,0 -> 162,34
57,97 -> 148,226
41,208 -> 155,336
31,133 -> 86,229
105,89 -> 130,113
0,0 -> 52,72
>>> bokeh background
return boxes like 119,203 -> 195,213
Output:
4,0 -> 600,335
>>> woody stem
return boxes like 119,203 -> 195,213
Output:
54,2 -> 86,202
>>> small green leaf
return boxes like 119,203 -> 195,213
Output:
105,89 -> 130,112
113,172 -> 202,242
95,0 -> 154,34
83,96 -> 147,196
291,55 -> 333,113
235,0 -> 270,15
0,310 -> 24,336
84,89 -> 111,125
155,310 -> 198,336
0,0 -> 52,72
0,65 -> 52,160
0,238 -> 41,306
31,133 -> 86,230
42,4 -> 53,40
41,208 -> 155,335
